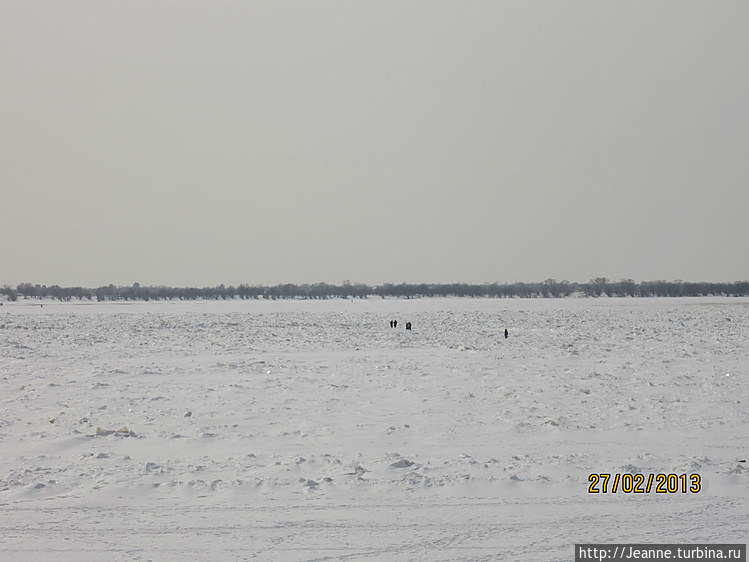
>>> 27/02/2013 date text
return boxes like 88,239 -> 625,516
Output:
588,473 -> 701,494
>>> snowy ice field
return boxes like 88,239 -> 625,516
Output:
1,296 -> 747,561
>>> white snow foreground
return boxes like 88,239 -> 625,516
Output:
1,297 -> 747,560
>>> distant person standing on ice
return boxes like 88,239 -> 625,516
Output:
405,322 -> 411,330
504,328 -> 509,339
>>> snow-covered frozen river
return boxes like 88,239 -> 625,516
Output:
1,297 -> 747,560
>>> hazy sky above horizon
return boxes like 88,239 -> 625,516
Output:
2,1 -> 748,288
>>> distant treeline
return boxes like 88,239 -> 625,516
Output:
2,279 -> 749,302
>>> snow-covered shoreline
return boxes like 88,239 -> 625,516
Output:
2,297 -> 747,560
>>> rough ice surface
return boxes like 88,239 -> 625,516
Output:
1,297 -> 748,560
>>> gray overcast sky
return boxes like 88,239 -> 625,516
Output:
2,1 -> 748,288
